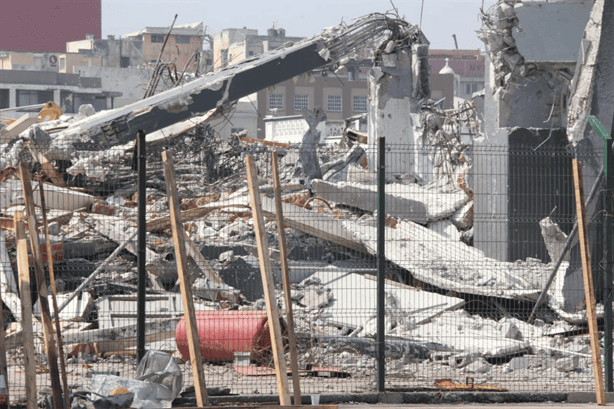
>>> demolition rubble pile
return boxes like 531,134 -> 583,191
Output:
0,111 -> 600,397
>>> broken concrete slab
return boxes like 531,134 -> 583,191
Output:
428,219 -> 461,241
0,179 -> 94,211
0,113 -> 38,144
260,195 -> 368,253
344,219 -> 549,301
312,180 -> 470,224
302,270 -> 464,331
404,310 -> 530,359
34,292 -> 92,322
96,293 -> 185,330
217,256 -> 264,302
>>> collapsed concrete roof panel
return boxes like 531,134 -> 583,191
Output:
51,14 -> 424,148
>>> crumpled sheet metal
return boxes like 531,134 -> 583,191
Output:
90,351 -> 183,408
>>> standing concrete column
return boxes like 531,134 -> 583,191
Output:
367,47 -> 431,181
53,89 -> 60,105
8,88 -> 15,108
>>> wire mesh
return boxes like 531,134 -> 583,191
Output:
0,130 -> 609,403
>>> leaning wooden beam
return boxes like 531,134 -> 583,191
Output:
27,144 -> 67,188
240,136 -> 290,148
259,196 -> 367,254
38,179 -> 70,409
162,150 -> 209,407
0,286 -> 8,403
19,163 -> 64,409
14,211 -> 37,409
246,154 -> 291,405
572,159 -> 605,406
272,151 -> 301,405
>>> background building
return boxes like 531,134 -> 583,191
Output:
429,49 -> 485,101
0,1 -> 101,53
65,22 -> 209,73
0,70 -> 118,113
213,27 -> 304,70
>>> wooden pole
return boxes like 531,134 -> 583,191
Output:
0,290 -> 8,400
18,163 -> 64,409
246,154 -> 291,405
38,178 -> 71,409
161,151 -> 209,407
271,151 -> 302,405
573,159 -> 606,406
14,211 -> 37,409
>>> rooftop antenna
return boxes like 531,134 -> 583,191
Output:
420,0 -> 425,28
452,34 -> 459,50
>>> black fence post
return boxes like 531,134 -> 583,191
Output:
376,136 -> 386,392
137,130 -> 147,363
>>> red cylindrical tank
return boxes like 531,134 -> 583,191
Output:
176,310 -> 283,363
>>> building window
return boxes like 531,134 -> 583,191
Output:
352,95 -> 368,113
150,34 -> 165,43
59,57 -> 66,70
0,89 -> 9,109
294,94 -> 309,111
269,94 -> 283,110
463,82 -> 482,95
120,57 -> 130,68
17,90 -> 38,107
175,35 -> 191,44
327,94 -> 342,112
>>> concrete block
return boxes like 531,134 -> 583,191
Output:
508,355 -> 543,370
555,356 -> 579,372
501,321 -> 520,340
512,2 -> 592,63
465,358 -> 491,373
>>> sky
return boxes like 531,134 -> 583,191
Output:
101,0 -> 499,50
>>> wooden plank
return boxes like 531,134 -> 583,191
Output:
19,163 -> 64,409
271,151 -> 301,405
0,288 -> 8,401
246,154 -> 291,405
38,179 -> 71,409
14,211 -> 37,409
259,196 -> 367,253
162,150 -> 209,407
240,136 -> 290,148
572,159 -> 605,405
28,145 -> 67,188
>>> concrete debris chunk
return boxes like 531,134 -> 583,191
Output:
555,356 -> 580,372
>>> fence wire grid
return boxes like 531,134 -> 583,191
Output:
0,130 -> 610,403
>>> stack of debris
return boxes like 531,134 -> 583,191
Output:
0,115 -> 601,398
